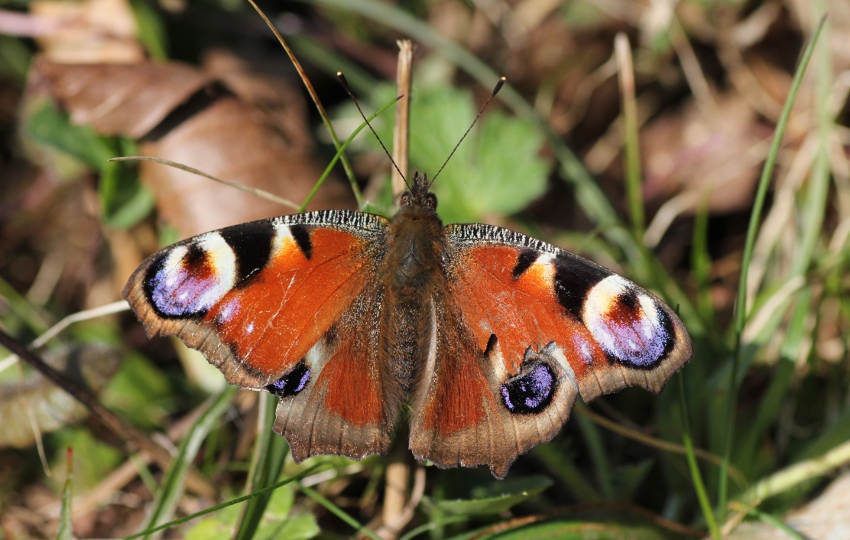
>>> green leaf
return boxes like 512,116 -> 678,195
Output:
255,513 -> 319,540
25,99 -> 114,169
186,493 -> 318,540
450,518 -> 675,540
406,86 -> 550,223
100,352 -> 174,429
435,475 -> 553,516
185,506 -> 239,540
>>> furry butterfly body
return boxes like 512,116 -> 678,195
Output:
124,173 -> 692,478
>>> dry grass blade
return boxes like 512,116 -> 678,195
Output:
109,156 -> 300,210
247,0 -> 363,207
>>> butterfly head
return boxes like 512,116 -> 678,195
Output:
400,172 -> 437,212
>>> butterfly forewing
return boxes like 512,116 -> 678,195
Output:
124,210 -> 402,459
442,223 -> 691,397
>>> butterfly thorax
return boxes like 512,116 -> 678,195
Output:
383,173 -> 444,295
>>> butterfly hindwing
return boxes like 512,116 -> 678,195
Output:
271,280 -> 398,460
409,223 -> 691,477
123,211 -> 400,460
409,294 -> 579,478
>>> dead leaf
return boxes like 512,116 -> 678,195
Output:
641,92 -> 768,213
140,94 -> 353,236
32,57 -> 211,139
30,0 -> 143,64
28,56 -> 355,239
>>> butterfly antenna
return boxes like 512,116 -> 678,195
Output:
430,77 -> 506,188
337,72 -> 409,189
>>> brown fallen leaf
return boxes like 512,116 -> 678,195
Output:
29,56 -> 355,240
641,92 -> 768,214
32,57 -> 211,139
30,0 -> 144,64
140,94 -> 353,236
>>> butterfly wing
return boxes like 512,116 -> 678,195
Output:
409,224 -> 691,478
124,211 -> 399,461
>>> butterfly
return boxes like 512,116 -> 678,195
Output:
124,162 -> 692,478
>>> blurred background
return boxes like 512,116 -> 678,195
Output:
0,0 -> 848,538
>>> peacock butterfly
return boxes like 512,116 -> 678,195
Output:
123,88 -> 692,479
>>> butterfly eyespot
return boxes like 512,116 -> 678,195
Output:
266,360 -> 311,397
583,275 -> 674,368
144,233 -> 237,318
500,362 -> 556,414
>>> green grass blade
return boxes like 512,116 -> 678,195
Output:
140,386 -> 239,537
249,0 -> 363,207
738,437 -> 850,504
678,374 -> 719,538
57,447 -> 75,540
399,515 -> 470,540
575,412 -> 613,500
298,95 -> 402,213
303,0 -> 527,115
738,289 -> 810,471
532,443 -> 601,503
792,4 -> 832,278
233,393 -> 290,539
0,276 -> 51,335
750,508 -> 806,540
288,35 -> 378,95
615,34 -> 645,236
123,465 -> 322,540
720,16 -> 827,521
691,197 -> 715,326
129,0 -> 169,61
299,484 -> 382,540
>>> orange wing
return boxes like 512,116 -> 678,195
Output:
124,211 -> 398,461
409,224 -> 692,477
